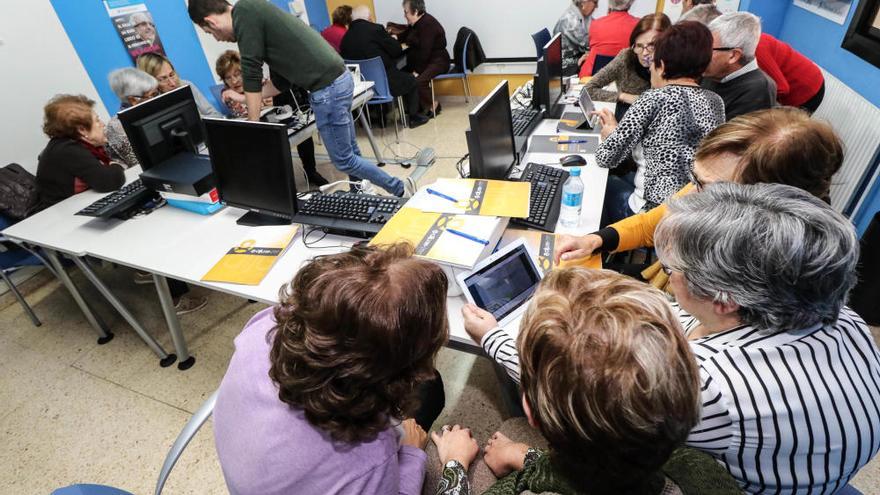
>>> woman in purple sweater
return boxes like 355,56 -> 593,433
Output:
214,243 -> 448,495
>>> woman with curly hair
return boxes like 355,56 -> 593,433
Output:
213,243 -> 448,495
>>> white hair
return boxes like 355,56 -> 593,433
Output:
351,5 -> 371,21
608,0 -> 635,10
678,4 -> 722,25
709,12 -> 761,64
129,12 -> 151,25
108,68 -> 158,99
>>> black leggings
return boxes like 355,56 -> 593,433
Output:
413,370 -> 445,431
801,81 -> 825,115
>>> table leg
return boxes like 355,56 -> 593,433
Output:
152,274 -> 195,370
71,257 -> 176,368
43,249 -> 114,345
358,108 -> 386,166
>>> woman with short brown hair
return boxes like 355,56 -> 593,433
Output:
214,243 -> 448,495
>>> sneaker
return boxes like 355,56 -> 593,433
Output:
174,295 -> 208,316
402,176 -> 418,198
133,271 -> 153,285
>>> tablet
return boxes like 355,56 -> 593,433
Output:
578,86 -> 599,130
457,239 -> 543,327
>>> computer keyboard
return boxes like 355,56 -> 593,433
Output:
295,191 -> 406,238
511,107 -> 542,136
75,179 -> 158,219
509,163 -> 570,232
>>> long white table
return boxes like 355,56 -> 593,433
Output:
3,91 -> 610,368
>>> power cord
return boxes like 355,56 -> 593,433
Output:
456,153 -> 470,178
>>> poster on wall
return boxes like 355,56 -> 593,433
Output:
287,0 -> 310,25
104,0 -> 166,62
793,0 -> 853,25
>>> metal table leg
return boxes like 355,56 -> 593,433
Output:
358,109 -> 386,166
152,274 -> 194,370
44,249 -> 113,344
71,257 -> 176,368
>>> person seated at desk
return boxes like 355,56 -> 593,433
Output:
35,94 -> 125,211
701,12 -> 776,121
653,182 -> 880,492
579,0 -> 639,77
321,5 -> 352,53
105,67 -> 160,169
438,268 -> 740,495
340,6 -> 429,128
213,243 -> 447,495
215,49 -> 328,187
585,13 -> 670,113
592,21 -> 724,227
386,0 -> 449,117
553,0 -> 597,77
136,52 -> 223,118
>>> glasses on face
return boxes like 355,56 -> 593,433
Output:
660,263 -> 673,276
135,21 -> 155,29
633,42 -> 655,53
712,46 -> 738,51
157,70 -> 177,84
689,170 -> 705,191
129,89 -> 159,102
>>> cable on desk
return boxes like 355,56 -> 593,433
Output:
301,226 -> 348,250
455,153 -> 470,178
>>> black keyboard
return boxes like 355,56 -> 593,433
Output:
511,107 -> 542,136
75,179 -> 157,218
295,191 -> 406,238
509,163 -> 570,232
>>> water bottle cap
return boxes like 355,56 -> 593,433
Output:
570,167 -> 581,176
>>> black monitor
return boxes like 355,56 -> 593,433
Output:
534,33 -> 564,119
202,118 -> 297,226
466,80 -> 517,180
118,85 -> 205,171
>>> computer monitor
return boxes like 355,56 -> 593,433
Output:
533,33 -> 564,119
118,85 -> 205,171
466,80 -> 517,180
202,118 -> 297,226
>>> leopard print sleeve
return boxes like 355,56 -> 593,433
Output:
595,89 -> 662,170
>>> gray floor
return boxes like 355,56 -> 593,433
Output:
1,100 -> 877,494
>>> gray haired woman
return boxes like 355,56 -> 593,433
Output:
105,67 -> 159,168
552,0 -> 597,76
655,182 -> 880,494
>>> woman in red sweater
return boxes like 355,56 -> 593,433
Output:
321,5 -> 352,53
579,0 -> 640,77
756,33 -> 825,113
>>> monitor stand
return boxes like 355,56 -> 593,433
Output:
236,211 -> 292,227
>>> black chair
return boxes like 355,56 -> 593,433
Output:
591,54 -> 615,75
531,28 -> 551,59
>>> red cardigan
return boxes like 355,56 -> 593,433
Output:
755,33 -> 824,107
321,24 -> 346,53
580,11 -> 639,77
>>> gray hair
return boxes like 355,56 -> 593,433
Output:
655,182 -> 859,333
608,0 -> 635,10
129,12 -> 152,26
108,68 -> 158,99
678,4 -> 722,25
402,0 -> 425,15
351,5 -> 371,21
709,12 -> 761,64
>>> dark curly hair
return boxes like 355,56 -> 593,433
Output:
269,243 -> 448,443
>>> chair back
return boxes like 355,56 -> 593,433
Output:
460,32 -> 472,74
345,57 -> 394,104
209,84 -> 233,117
532,28 -> 551,59
592,54 -> 615,75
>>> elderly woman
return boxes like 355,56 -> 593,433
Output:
579,0 -> 639,76
552,0 -> 597,76
654,182 -> 880,493
104,68 -> 159,169
680,0 -> 715,15
321,4 -> 352,53
214,244 -> 447,494
437,268 -> 740,495
136,52 -> 222,118
593,21 -> 724,226
35,95 -> 125,210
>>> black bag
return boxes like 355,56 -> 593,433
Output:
0,163 -> 39,220
851,211 -> 880,325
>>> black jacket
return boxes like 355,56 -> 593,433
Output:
340,19 -> 417,98
701,67 -> 777,121
36,138 -> 124,210
451,27 -> 486,73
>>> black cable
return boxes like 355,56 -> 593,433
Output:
456,153 -> 470,178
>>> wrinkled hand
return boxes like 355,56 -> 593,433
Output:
400,418 -> 428,449
483,432 -> 530,478
462,303 -> 498,344
554,234 -> 603,264
577,53 -> 588,67
593,108 -> 617,140
431,424 -> 480,471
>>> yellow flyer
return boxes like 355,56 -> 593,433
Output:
201,226 -> 299,285
500,229 -> 601,275
406,178 -> 530,218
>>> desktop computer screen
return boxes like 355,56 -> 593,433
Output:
202,119 -> 297,226
118,85 -> 205,171
466,80 -> 517,180
533,33 -> 564,119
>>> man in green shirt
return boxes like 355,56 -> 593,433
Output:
188,0 -> 410,196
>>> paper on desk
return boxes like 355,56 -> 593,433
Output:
201,225 -> 299,285
500,229 -> 601,275
406,179 -> 530,218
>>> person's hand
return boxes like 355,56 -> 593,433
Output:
412,71 -> 420,78
554,234 -> 603,264
483,432 -> 530,478
617,92 -> 638,104
462,303 -> 498,344
431,424 -> 480,471
593,108 -> 617,140
577,53 -> 588,67
261,97 -> 274,108
400,418 -> 428,449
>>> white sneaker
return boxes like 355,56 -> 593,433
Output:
402,176 -> 418,198
174,295 -> 208,316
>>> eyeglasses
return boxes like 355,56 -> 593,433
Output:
156,71 -> 177,84
689,170 -> 705,191
660,263 -> 673,276
712,46 -> 738,51
134,21 -> 155,29
633,42 -> 655,53
128,89 -> 160,101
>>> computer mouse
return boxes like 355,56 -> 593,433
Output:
560,154 -> 587,167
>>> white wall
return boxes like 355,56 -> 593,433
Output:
0,0 -> 106,173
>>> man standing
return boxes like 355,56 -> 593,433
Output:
188,0 -> 412,196
701,12 -> 776,121
553,0 -> 598,77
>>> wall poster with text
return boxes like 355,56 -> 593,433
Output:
104,0 -> 166,62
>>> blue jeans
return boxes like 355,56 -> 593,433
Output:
309,72 -> 403,196
601,172 -> 636,227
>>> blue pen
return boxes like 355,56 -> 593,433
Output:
426,188 -> 459,203
557,139 -> 588,144
446,228 -> 490,245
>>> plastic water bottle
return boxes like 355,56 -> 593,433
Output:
559,167 -> 584,228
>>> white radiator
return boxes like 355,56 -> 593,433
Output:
812,68 -> 880,214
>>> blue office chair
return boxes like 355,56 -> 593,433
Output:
592,54 -> 616,75
532,28 -> 551,59
431,31 -> 474,117
209,83 -> 233,117
0,214 -> 58,327
51,390 -> 219,495
345,57 -> 407,141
